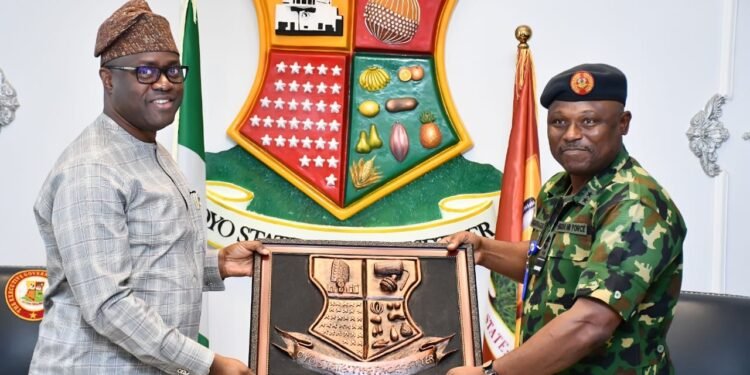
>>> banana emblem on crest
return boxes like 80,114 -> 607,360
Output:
359,66 -> 391,92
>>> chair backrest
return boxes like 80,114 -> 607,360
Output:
0,266 -> 46,375
667,291 -> 750,375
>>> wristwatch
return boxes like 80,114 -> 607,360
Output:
482,360 -> 499,375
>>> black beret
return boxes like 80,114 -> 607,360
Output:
540,63 -> 627,109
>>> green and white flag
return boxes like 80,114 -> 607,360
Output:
175,0 -> 209,348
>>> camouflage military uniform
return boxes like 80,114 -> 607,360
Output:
522,148 -> 686,375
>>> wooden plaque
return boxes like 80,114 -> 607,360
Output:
249,239 -> 481,374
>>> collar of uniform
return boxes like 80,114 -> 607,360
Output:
584,147 -> 630,192
570,147 -> 630,205
544,147 -> 630,206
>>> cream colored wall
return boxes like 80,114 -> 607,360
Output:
1,0 -> 747,365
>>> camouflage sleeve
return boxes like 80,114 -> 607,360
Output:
574,198 -> 680,320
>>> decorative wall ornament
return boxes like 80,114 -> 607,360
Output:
686,94 -> 730,177
0,68 -> 20,130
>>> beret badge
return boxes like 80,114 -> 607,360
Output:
570,71 -> 595,96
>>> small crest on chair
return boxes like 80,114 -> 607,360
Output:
4,269 -> 47,321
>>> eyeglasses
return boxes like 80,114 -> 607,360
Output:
106,65 -> 189,84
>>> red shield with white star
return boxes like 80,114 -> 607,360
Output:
229,0 -> 471,220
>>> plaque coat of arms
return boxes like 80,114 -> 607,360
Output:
307,256 -> 423,362
228,0 -> 472,219
250,240 -> 481,374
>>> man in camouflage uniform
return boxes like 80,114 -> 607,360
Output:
445,63 -> 686,375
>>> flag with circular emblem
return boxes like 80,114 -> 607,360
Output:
228,0 -> 472,220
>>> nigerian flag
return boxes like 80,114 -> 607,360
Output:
175,0 -> 209,348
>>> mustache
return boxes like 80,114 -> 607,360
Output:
559,143 -> 591,152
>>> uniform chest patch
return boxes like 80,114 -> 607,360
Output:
555,222 -> 590,236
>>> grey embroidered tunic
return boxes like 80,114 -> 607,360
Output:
30,114 -> 224,374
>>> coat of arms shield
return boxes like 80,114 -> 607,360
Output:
308,256 -> 423,361
228,0 -> 472,220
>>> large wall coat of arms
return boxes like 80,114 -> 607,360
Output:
227,0 -> 472,220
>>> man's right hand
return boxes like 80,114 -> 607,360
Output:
209,354 -> 254,375
440,231 -> 485,265
441,231 -> 529,282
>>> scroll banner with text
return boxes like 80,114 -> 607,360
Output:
205,181 -> 499,245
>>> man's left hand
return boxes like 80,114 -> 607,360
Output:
446,366 -> 484,375
218,241 -> 269,278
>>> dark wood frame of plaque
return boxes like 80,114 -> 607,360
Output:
249,239 -> 481,375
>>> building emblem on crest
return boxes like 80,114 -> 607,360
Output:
275,0 -> 344,36
228,0 -> 471,220
4,269 -> 47,321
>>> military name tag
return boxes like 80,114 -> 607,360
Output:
555,222 -> 590,236
250,240 -> 481,374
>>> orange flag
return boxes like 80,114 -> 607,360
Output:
483,33 -> 541,361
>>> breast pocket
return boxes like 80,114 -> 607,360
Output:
549,230 -> 592,262
544,231 -> 592,307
